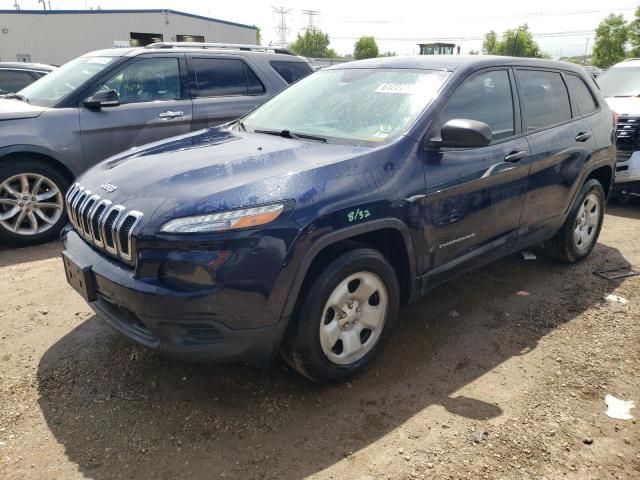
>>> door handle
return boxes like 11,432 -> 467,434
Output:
158,110 -> 184,119
504,150 -> 528,163
575,132 -> 592,142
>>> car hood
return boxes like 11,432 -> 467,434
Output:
604,97 -> 640,117
0,98 -> 47,120
76,127 -> 370,223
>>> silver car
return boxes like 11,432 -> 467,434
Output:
0,43 -> 313,245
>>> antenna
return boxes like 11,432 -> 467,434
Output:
301,9 -> 320,32
38,0 -> 47,11
272,6 -> 292,47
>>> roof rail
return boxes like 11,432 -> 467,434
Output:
144,42 -> 295,55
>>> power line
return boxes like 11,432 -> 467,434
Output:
330,30 -> 596,43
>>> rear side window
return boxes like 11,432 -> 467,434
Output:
565,74 -> 598,116
437,70 -> 515,141
0,69 -> 36,94
270,61 -> 313,84
516,70 -> 571,131
192,58 -> 265,97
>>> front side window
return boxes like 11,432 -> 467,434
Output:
94,57 -> 181,104
19,56 -> 116,107
270,61 -> 313,84
517,70 -> 571,131
565,74 -> 598,116
435,70 -> 515,141
243,68 -> 450,146
192,58 -> 265,97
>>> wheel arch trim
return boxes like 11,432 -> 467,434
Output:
0,145 -> 77,180
279,218 -> 418,321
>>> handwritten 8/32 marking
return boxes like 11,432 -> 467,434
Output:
347,208 -> 371,223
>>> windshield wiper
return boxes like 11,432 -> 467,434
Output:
236,119 -> 247,131
0,93 -> 29,103
253,128 -> 326,143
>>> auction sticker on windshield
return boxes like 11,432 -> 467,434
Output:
375,83 -> 417,94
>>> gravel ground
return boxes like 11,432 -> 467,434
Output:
0,205 -> 639,480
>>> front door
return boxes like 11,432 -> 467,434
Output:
79,55 -> 192,167
421,69 -> 530,285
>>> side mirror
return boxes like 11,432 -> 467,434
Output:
428,119 -> 492,149
84,89 -> 120,109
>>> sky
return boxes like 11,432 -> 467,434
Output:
5,0 -> 639,58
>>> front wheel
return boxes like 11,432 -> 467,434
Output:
281,248 -> 400,384
542,179 -> 605,263
0,160 -> 69,246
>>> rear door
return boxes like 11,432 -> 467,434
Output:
187,56 -> 270,130
515,69 -> 596,240
423,68 -> 531,283
79,54 -> 192,166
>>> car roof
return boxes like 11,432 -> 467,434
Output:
83,46 -> 310,63
0,62 -> 57,71
326,55 -> 590,74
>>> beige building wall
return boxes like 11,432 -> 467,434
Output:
0,10 -> 256,65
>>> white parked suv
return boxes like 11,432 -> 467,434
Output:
599,58 -> 640,204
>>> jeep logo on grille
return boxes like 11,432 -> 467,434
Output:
100,183 -> 118,193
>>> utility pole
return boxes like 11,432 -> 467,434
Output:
583,38 -> 590,65
272,6 -> 292,48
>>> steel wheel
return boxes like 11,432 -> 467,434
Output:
319,271 -> 388,365
0,173 -> 64,236
573,192 -> 600,252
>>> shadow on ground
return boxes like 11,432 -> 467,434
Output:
606,203 -> 640,221
0,240 -> 60,268
37,243 -> 629,479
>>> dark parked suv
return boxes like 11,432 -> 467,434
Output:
0,43 -> 312,246
61,56 -> 616,383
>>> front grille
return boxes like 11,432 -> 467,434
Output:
65,183 -> 143,264
616,116 -> 640,152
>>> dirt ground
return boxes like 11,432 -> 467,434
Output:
0,205 -> 639,480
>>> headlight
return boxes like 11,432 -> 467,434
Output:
160,203 -> 284,233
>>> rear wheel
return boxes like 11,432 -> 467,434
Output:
0,160 -> 69,246
542,179 -> 605,263
282,248 -> 399,384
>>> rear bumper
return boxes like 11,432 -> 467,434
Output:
61,229 -> 288,366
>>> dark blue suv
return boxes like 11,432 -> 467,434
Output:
61,56 -> 616,383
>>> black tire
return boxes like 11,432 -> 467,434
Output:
542,179 -> 605,263
0,159 -> 70,247
281,248 -> 400,384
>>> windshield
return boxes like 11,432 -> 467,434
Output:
597,66 -> 640,97
19,56 -> 117,107
242,68 -> 450,146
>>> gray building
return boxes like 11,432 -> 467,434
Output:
0,9 -> 257,65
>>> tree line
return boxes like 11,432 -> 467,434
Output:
253,6 -> 640,67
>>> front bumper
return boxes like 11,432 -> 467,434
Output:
614,150 -> 640,184
61,229 -> 288,366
